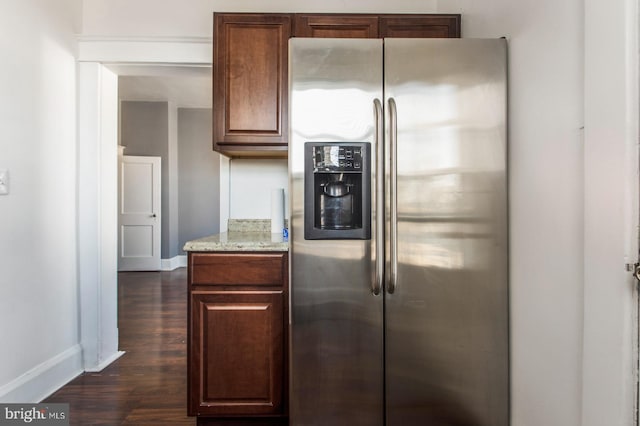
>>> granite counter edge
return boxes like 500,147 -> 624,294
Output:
183,232 -> 289,253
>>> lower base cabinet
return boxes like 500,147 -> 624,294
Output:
187,252 -> 289,424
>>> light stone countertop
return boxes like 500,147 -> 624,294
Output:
182,219 -> 288,252
182,231 -> 288,252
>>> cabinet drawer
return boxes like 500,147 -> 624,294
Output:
190,253 -> 286,286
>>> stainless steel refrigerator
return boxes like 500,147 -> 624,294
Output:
289,38 -> 508,426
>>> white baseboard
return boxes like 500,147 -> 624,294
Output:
84,350 -> 125,373
0,345 -> 83,403
162,255 -> 187,271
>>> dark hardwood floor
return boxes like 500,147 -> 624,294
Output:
44,269 -> 195,425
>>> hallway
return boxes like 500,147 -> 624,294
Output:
45,269 -> 195,425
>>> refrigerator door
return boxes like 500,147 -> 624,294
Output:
289,38 -> 384,426
384,39 -> 509,426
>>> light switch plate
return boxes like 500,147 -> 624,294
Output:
0,169 -> 9,195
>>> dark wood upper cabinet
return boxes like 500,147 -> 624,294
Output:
213,13 -> 292,158
212,13 -> 461,158
379,14 -> 461,38
294,13 -> 461,39
294,14 -> 378,38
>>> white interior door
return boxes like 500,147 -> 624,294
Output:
118,155 -> 161,271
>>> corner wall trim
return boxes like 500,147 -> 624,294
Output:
0,345 -> 83,403
83,350 -> 125,373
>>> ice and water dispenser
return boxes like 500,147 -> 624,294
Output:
304,142 -> 371,240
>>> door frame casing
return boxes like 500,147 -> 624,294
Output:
77,62 -> 123,371
77,37 -> 211,372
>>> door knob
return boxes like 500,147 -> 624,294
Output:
150,214 -> 157,218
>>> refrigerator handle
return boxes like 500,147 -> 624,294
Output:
372,98 -> 384,296
388,98 -> 398,295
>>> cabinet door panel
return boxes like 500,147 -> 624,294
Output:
294,14 -> 378,38
213,14 -> 291,157
191,291 -> 284,416
380,15 -> 461,38
227,26 -> 280,133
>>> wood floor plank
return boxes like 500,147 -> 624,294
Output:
44,269 -> 195,425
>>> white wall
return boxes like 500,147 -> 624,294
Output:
0,0 -> 84,401
78,1 -> 638,425
464,1 -> 585,425
81,0 -> 440,37
582,0 -> 638,425
229,160 -> 288,221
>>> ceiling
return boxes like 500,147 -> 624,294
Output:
107,64 -> 212,109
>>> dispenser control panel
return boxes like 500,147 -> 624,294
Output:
313,145 -> 363,172
304,142 -> 371,240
